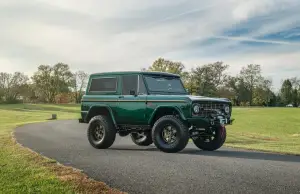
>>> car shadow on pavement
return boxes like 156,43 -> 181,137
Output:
110,146 -> 300,163
180,148 -> 300,163
110,147 -> 159,152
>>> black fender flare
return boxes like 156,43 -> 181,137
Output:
148,105 -> 187,125
86,105 -> 117,127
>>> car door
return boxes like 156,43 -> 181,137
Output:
115,74 -> 148,125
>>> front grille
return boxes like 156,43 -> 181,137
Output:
192,101 -> 231,117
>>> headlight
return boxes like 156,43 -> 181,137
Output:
224,105 -> 230,114
193,104 -> 200,114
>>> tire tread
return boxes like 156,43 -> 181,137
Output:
193,126 -> 226,151
87,115 -> 116,149
152,115 -> 189,153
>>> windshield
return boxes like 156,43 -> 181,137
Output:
144,75 -> 187,94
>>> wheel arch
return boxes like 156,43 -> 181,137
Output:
86,105 -> 117,127
148,106 -> 187,127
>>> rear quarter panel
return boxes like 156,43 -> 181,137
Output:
81,95 -> 118,122
80,74 -> 121,122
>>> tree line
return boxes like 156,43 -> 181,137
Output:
143,58 -> 300,107
0,58 -> 299,106
0,63 -> 89,104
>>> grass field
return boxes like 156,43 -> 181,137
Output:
0,104 -> 299,193
0,104 -> 123,194
226,107 -> 300,155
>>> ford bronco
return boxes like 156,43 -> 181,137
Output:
79,71 -> 234,153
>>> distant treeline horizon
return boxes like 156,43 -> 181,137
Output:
1,57 -> 299,107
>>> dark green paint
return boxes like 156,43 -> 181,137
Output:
80,71 -> 232,127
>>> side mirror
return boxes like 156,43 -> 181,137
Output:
130,90 -> 136,96
185,88 -> 190,94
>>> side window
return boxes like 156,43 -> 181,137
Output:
138,75 -> 147,95
122,75 -> 138,95
89,77 -> 117,92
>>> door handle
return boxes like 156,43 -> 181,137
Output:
119,96 -> 124,98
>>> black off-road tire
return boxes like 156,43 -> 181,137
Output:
87,115 -> 116,149
192,125 -> 227,151
130,131 -> 153,146
152,115 -> 189,153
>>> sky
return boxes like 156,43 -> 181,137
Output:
1,0 -> 300,91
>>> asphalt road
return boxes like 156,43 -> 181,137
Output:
15,120 -> 300,194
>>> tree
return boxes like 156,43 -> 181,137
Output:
298,89 -> 300,106
290,77 -> 300,88
253,78 -> 273,106
0,72 -> 29,103
147,58 -> 185,75
22,83 -> 39,103
262,78 -> 273,105
224,75 -> 251,106
145,57 -> 190,91
239,64 -> 262,106
290,77 -> 300,106
292,88 -> 299,107
192,62 -> 229,96
184,72 -> 197,94
32,63 -> 73,103
71,71 -> 89,103
268,91 -> 277,106
280,79 -> 293,105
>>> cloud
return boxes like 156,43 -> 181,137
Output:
0,0 -> 299,90
230,0 -> 298,21
213,35 -> 300,45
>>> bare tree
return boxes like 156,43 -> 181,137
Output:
71,71 -> 89,103
0,72 -> 29,103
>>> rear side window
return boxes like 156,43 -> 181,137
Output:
89,77 -> 117,92
122,75 -> 138,95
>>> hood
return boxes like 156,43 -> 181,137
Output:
147,94 -> 231,103
186,95 -> 231,103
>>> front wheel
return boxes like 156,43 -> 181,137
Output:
192,125 -> 226,151
152,115 -> 189,153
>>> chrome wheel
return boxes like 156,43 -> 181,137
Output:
130,131 -> 153,146
152,115 -> 189,153
93,124 -> 105,142
87,115 -> 117,149
131,132 -> 147,143
161,125 -> 177,144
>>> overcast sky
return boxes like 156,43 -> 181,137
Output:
1,0 -> 300,90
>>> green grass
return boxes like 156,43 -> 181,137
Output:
0,104 -> 122,194
0,104 -> 79,193
226,107 -> 300,155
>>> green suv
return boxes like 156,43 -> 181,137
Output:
79,71 -> 234,153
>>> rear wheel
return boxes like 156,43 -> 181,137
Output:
152,115 -> 189,153
192,125 -> 226,151
130,131 -> 153,146
87,115 -> 117,149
